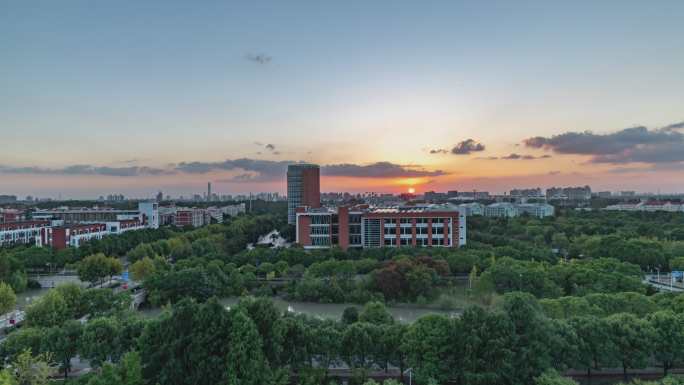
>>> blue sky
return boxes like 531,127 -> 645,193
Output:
1,1 -> 683,198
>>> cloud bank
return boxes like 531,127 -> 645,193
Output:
431,139 -> 486,155
524,121 -> 684,164
1,159 -> 448,182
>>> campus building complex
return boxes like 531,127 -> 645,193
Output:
0,202 -> 158,249
287,164 -> 321,225
296,204 -> 466,250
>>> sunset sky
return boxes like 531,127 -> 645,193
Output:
2,1 -> 684,198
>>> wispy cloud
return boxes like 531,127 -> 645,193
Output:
477,154 -> 551,160
0,164 -> 171,177
246,53 -> 272,64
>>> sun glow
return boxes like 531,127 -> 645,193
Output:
408,187 -> 416,194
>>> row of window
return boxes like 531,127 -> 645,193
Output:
383,238 -> 450,246
382,217 -> 452,225
383,226 -> 451,235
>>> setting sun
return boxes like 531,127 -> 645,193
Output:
408,187 -> 416,194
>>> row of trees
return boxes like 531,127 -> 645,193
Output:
28,293 -> 681,385
469,212 -> 684,269
479,256 -> 646,298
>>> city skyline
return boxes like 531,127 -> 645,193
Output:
2,1 -> 684,198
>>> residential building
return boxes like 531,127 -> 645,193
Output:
0,221 -> 50,247
287,164 -> 321,225
296,204 -> 466,250
424,191 -> 448,202
175,208 -> 208,228
0,196 -> 18,204
50,223 -> 109,249
0,208 -> 24,223
206,204 -> 246,223
546,186 -> 592,200
106,219 -> 146,235
33,202 -> 158,229
510,188 -> 544,198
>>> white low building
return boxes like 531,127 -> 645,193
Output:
484,202 -> 555,218
458,202 -> 485,216
484,203 -> 518,218
605,201 -> 684,213
516,203 -> 555,218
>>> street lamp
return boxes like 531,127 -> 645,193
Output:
403,368 -> 413,385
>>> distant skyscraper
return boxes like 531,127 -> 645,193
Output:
156,191 -> 163,202
207,182 -> 212,202
287,164 -> 321,225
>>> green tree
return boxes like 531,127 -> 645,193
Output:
311,325 -> 341,372
342,306 -> 359,325
139,298 -> 271,385
54,283 -> 84,318
130,257 -> 156,282
0,282 -> 17,315
456,306 -> 515,385
12,349 -> 54,385
78,253 -> 120,285
25,290 -> 70,327
280,316 -> 310,369
647,311 -> 684,375
225,309 -> 270,385
606,313 -> 655,378
41,320 -> 82,378
0,328 -> 44,363
342,322 -> 377,369
80,317 -> 120,367
377,324 -> 408,375
503,292 -> 554,385
0,369 -> 16,385
84,351 -> 143,385
239,296 -> 285,365
359,301 -> 393,325
404,314 -> 454,384
569,316 -> 615,377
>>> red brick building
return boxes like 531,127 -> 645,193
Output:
296,204 -> 466,250
50,223 -> 108,250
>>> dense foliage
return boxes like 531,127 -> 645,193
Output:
2,208 -> 684,384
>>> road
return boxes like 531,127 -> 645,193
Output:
643,274 -> 684,292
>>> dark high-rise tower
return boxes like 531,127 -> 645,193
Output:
287,164 -> 320,225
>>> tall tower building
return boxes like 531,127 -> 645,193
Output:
287,163 -> 320,225
207,182 -> 212,202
